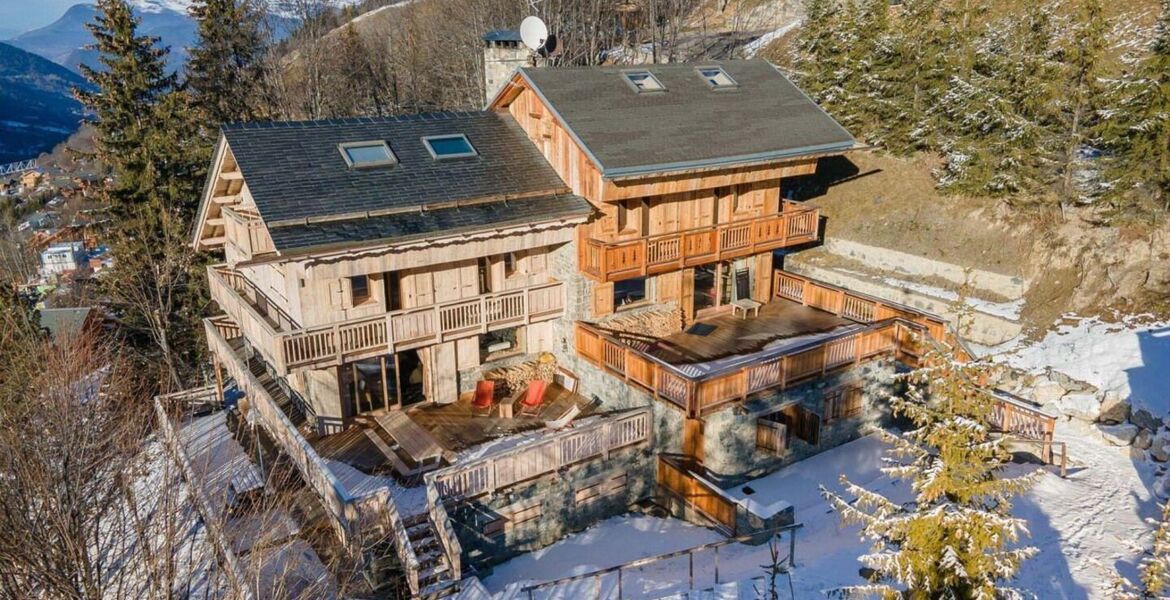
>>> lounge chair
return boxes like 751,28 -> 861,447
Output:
518,379 -> 549,416
544,404 -> 581,430
472,380 -> 496,416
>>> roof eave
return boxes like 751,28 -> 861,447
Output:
191,136 -> 228,249
601,140 -> 860,181
259,205 -> 593,264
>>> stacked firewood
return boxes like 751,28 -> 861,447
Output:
485,352 -> 558,394
603,307 -> 684,338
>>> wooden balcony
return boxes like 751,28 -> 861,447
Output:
207,264 -> 567,374
222,206 -> 275,261
574,270 -> 1050,443
580,205 -> 820,283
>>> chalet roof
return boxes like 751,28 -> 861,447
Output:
510,60 -> 856,177
267,193 -> 591,254
220,111 -> 570,227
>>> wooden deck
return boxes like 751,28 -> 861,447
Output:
311,384 -> 598,476
641,299 -> 854,365
407,383 -> 596,453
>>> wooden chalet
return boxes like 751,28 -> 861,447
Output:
188,59 -> 1059,595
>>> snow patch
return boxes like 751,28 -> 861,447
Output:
1001,315 -> 1170,415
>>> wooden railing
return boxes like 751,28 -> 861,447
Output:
773,270 -> 973,361
576,319 -> 916,418
581,207 -> 820,282
426,480 -> 463,582
429,408 -> 653,500
203,318 -> 357,544
209,263 -> 565,374
380,489 -> 421,596
658,455 -> 740,534
519,521 -> 803,599
207,265 -> 296,373
282,280 -> 566,371
153,398 -> 257,600
222,206 -> 275,260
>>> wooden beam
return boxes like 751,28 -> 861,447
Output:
219,171 -> 244,181
199,236 -> 226,247
205,218 -> 225,228
213,194 -> 242,204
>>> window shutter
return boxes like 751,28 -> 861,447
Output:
593,282 -> 614,317
329,280 -> 345,308
340,278 -> 354,308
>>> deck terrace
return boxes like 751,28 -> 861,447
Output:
310,384 -> 598,478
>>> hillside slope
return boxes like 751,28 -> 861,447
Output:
0,41 -> 89,163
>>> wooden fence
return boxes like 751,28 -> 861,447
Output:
657,456 -> 739,534
152,397 -> 256,600
430,408 -> 653,500
581,207 -> 820,282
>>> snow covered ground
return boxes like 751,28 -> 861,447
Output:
484,425 -> 1158,599
1000,315 -> 1170,416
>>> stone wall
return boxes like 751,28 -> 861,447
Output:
700,358 -> 899,479
448,442 -> 657,571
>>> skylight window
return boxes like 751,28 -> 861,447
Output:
622,70 -> 666,93
422,134 -> 478,160
339,141 -> 397,169
697,66 -> 737,89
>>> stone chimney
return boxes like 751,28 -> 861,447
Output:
482,30 -> 531,107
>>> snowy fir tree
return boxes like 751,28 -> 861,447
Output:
1097,0 -> 1170,219
1115,500 -> 1170,598
186,0 -> 272,126
821,347 -> 1039,599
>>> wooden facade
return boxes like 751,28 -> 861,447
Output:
492,75 -> 826,319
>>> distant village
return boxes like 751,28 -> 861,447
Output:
1,162 -> 114,337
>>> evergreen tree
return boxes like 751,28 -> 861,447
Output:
186,0 -> 271,126
935,5 -> 1063,198
79,0 -> 210,390
1115,500 -> 1170,598
1097,0 -> 1170,219
1055,0 -> 1107,204
822,350 -> 1038,598
874,0 -> 947,152
76,0 -> 176,217
797,0 -> 847,104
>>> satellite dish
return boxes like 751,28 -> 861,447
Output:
520,16 -> 549,51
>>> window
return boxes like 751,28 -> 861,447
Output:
477,257 -> 492,294
349,275 -> 372,305
614,277 -> 648,308
384,272 -> 402,311
697,66 -> 737,89
503,252 -> 518,278
757,411 -> 787,455
824,386 -> 865,423
622,70 -> 666,93
422,134 -> 478,160
617,198 -> 647,235
480,326 -> 525,363
338,141 -> 397,169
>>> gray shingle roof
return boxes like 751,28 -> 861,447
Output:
267,193 -> 592,254
221,111 -> 570,226
514,60 -> 856,177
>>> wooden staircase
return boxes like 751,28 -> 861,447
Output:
242,346 -> 307,429
404,513 -> 460,599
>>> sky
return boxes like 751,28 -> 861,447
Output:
0,0 -> 84,40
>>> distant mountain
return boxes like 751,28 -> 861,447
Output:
7,3 -> 195,75
0,42 -> 89,163
5,1 -> 355,76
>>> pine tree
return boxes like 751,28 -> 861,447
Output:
1055,0 -> 1107,205
1097,0 -> 1170,219
875,0 -> 947,152
76,0 -> 176,217
186,0 -> 271,126
79,0 -> 210,390
797,0 -> 847,104
935,5 -> 1063,198
822,349 -> 1038,599
1115,500 -> 1170,598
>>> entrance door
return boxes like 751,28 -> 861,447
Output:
692,262 -> 734,317
396,350 -> 426,407
342,355 -> 395,417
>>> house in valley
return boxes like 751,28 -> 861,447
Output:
186,59 -> 1053,598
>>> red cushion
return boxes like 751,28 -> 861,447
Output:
522,380 -> 548,407
473,380 -> 495,408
